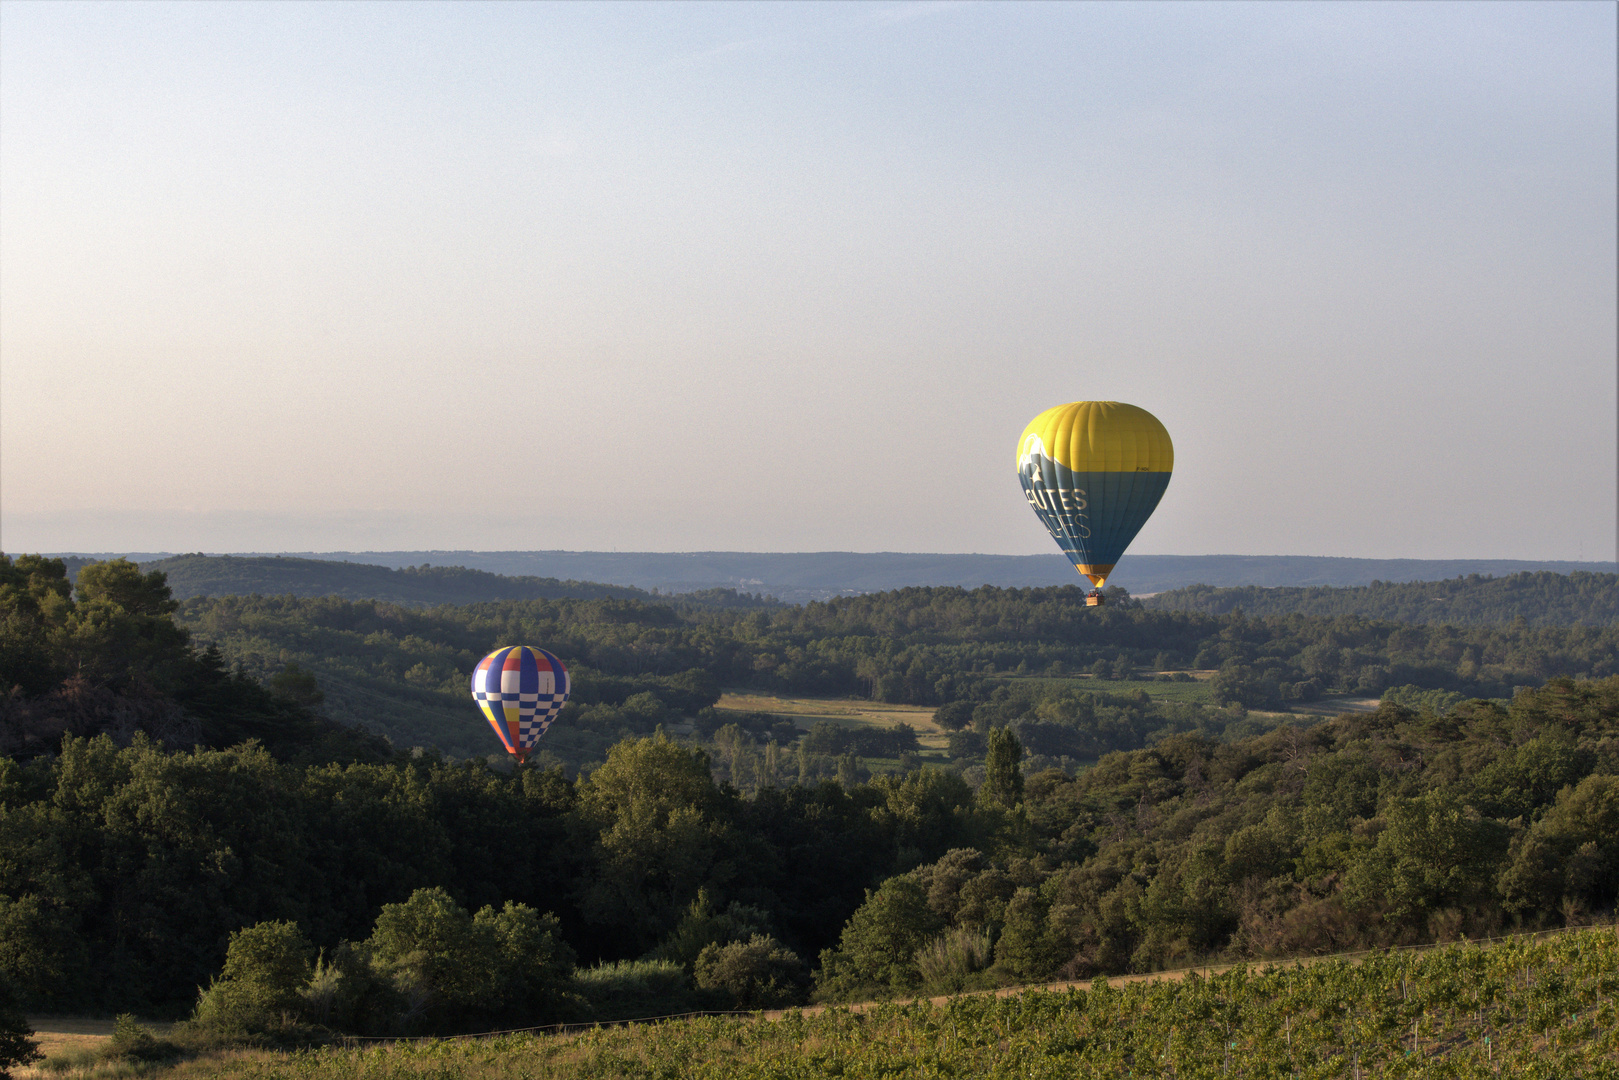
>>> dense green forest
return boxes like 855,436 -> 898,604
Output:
3,677 -> 1617,1028
1144,571 -> 1618,628
0,556 -> 390,765
166,578 -> 1617,760
3,557 -> 1619,1029
2,552 -> 1617,1049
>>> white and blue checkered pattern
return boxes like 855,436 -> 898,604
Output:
471,690 -> 567,707
470,646 -> 572,758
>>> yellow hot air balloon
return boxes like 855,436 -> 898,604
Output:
1017,401 -> 1173,601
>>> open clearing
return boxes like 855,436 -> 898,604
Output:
715,693 -> 946,754
714,684 -> 1381,765
19,1016 -> 175,1078
716,693 -> 940,731
716,693 -> 947,757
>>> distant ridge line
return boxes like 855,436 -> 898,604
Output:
39,550 -> 1619,602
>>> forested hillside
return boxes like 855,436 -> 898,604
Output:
121,554 -> 776,609
156,549 -> 1618,596
171,582 -> 1618,759
3,552 -> 1617,1043
0,555 -> 388,764
3,676 -> 1616,1024
1145,571 -> 1618,628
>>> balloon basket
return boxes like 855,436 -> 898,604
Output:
1085,593 -> 1105,607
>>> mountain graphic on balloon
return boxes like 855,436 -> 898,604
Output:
1017,401 -> 1173,603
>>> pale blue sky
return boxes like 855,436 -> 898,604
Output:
2,1 -> 1614,559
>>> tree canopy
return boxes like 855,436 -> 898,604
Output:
2,554 -> 1616,1030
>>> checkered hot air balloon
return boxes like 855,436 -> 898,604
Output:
469,646 -> 570,764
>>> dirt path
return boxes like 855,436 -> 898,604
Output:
759,960 -> 1248,1021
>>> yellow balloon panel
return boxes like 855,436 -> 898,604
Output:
1016,401 -> 1173,474
1016,400 -> 1175,589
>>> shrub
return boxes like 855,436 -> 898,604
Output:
297,951 -> 345,1028
105,1014 -> 180,1063
573,959 -> 694,1021
0,976 -> 40,1080
297,942 -> 407,1038
693,935 -> 807,1009
191,921 -> 314,1037
914,927 -> 994,993
191,895 -> 579,1040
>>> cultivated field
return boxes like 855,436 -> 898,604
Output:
715,693 -> 948,755
27,928 -> 1615,1079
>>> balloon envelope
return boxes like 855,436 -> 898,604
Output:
470,646 -> 570,763
1016,401 -> 1173,588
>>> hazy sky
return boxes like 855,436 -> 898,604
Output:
2,1 -> 1614,560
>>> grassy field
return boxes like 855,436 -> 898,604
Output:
721,679 -> 1376,735
715,693 -> 942,730
18,1016 -> 175,1079
715,693 -> 949,757
712,681 -> 1378,775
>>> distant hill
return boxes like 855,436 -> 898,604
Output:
45,550 -> 1617,603
240,550 -> 1619,600
71,554 -> 775,608
1142,571 -> 1619,628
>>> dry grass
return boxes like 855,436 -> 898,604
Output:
716,693 -> 940,729
18,1017 -> 176,1080
715,693 -> 948,753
